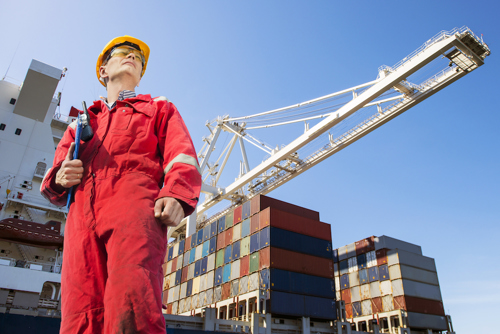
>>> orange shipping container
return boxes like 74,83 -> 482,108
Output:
261,247 -> 333,278
341,289 -> 352,304
222,282 -> 231,300
371,297 -> 383,314
259,247 -> 270,270
185,236 -> 192,252
345,303 -> 353,319
250,214 -> 260,234
166,303 -> 172,314
376,249 -> 388,266
240,255 -> 249,277
225,227 -> 233,246
217,231 -> 225,251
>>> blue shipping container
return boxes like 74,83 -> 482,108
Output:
224,245 -> 232,264
260,268 -> 270,290
268,291 -> 336,320
250,233 -> 260,253
379,264 -> 390,281
209,237 -> 216,254
223,264 -> 231,283
359,269 -> 368,285
242,201 -> 251,219
269,227 -> 332,259
167,247 -> 174,261
190,235 -> 196,249
210,221 -> 217,237
357,253 -> 367,270
196,230 -> 203,245
352,301 -> 362,317
186,279 -> 193,297
175,270 -> 181,285
241,219 -> 250,238
218,216 -> 225,233
189,248 -> 196,264
368,266 -> 379,282
339,260 -> 349,275
232,240 -> 240,259
201,257 -> 208,274
268,269 -> 335,298
333,249 -> 339,263
259,227 -> 270,249
304,295 -> 336,320
340,274 -> 349,290
214,267 -> 223,285
203,225 -> 211,242
178,240 -> 185,256
202,240 -> 209,258
194,260 -> 201,277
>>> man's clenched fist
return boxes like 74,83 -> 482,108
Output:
56,142 -> 84,189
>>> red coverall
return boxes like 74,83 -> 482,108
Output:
41,94 -> 201,333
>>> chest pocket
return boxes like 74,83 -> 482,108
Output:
110,104 -> 154,138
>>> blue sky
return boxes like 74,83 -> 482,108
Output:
1,1 -> 498,332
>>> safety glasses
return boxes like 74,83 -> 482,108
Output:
106,46 -> 145,66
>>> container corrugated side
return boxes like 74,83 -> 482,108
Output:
351,286 -> 361,302
240,275 -> 249,294
268,268 -> 335,298
393,295 -> 445,316
375,236 -> 422,255
338,246 -> 348,261
267,247 -> 334,278
234,205 -> 243,224
250,194 -> 320,220
231,260 -> 240,281
370,281 -> 381,298
360,284 -> 370,300
391,279 -> 442,301
387,249 -> 436,272
382,295 -> 393,311
341,289 -> 351,304
206,288 -> 213,305
389,263 -> 439,285
267,291 -> 335,320
269,227 -> 332,259
407,312 -> 447,330
349,272 -> 359,287
240,255 -> 249,276
361,299 -> 372,316
250,214 -> 260,234
346,243 -> 356,259
371,297 -> 382,314
222,282 -> 230,300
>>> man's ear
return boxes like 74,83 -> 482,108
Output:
99,66 -> 108,82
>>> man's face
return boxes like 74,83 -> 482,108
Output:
100,46 -> 144,86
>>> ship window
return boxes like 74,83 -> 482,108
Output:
10,98 -> 16,105
0,123 -> 5,130
35,162 -> 47,176
15,128 -> 22,135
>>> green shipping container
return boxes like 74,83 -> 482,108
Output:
216,249 -> 224,268
250,252 -> 260,273
225,211 -> 234,230
240,236 -> 250,257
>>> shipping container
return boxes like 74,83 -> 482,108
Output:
379,264 -> 389,281
351,286 -> 361,302
241,219 -> 250,238
360,284 -> 370,300
186,280 -> 193,297
183,252 -> 190,267
259,227 -> 270,249
207,271 -> 214,290
196,230 -> 203,246
178,299 -> 185,313
267,291 -> 335,320
368,266 -> 379,282
387,249 -> 436,272
166,261 -> 172,276
216,249 -> 224,268
339,260 -> 348,276
250,195 -> 320,220
214,286 -> 222,302
173,301 -> 178,314
240,255 -> 249,277
370,281 -> 381,298
185,235 -> 192,252
267,268 -> 335,298
333,249 -> 339,263
269,227 -> 332,259
206,288 -> 213,305
375,236 -> 422,255
371,297 -> 382,314
232,240 -> 241,260
194,260 -> 201,278
250,214 -> 260,234
222,282 -> 231,300
209,237 -> 216,254
217,231 -> 225,251
250,233 -> 260,253
207,254 -> 215,272
258,207 -> 332,241
366,251 -> 377,268
231,260 -> 240,281
231,279 -> 239,297
341,289 -> 351,304
361,299 -> 372,316
199,291 -> 206,308
240,275 -> 249,294
195,244 -> 203,261
233,223 -> 241,242
357,253 -> 367,270
166,303 -> 172,315
181,267 -> 188,284
218,216 -> 226,234
178,240 -> 185,256
334,263 -> 339,277
201,257 -> 208,275
192,294 -> 199,309
382,295 -> 393,311
259,247 -> 270,270
173,286 -> 180,302
167,247 -> 174,261
352,301 -> 362,317
203,225 -> 211,242
240,236 -> 250,257
225,227 -> 233,246
267,247 -> 334,279
376,249 -> 388,266
338,246 -> 348,261
224,245 -> 232,264
242,201 -> 251,219
200,274 -> 207,291
184,297 -> 192,312
249,273 -> 259,291
348,257 -> 358,273
335,276 -> 340,291
393,295 -> 445,316
391,279 -> 442,301
202,240 -> 209,258
406,312 -> 448,330
214,267 -> 223,286
355,236 -> 375,255
380,281 -> 392,296
170,273 -> 176,288
168,287 -> 174,304
345,303 -> 353,319
210,220 -> 218,238
175,270 -> 182,285
340,274 -> 349,290
177,255 -> 183,271
346,243 -> 356,259
226,211 -> 234,229
250,252 -> 260,273
223,264 -> 231,283
192,277 -> 200,294
349,272 -> 359,287
234,205 -> 243,224
260,268 -> 270,290
389,264 -> 439,286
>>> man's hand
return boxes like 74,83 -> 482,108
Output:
55,143 -> 84,189
154,197 -> 184,227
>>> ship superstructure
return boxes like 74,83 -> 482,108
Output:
0,59 -> 67,317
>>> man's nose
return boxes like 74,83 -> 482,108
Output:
126,52 -> 136,60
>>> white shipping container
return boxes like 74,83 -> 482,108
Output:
389,264 -> 439,285
361,299 -> 372,316
199,291 -> 206,308
214,286 -> 222,302
169,274 -> 176,289
233,224 -> 241,241
387,249 -> 436,272
391,279 -> 442,301
183,253 -> 190,267
167,287 -> 174,304
382,295 -> 393,312
173,286 -> 180,302
231,260 -> 240,281
349,272 -> 359,287
346,243 -> 356,258
172,301 -> 178,315
206,288 -> 213,305
195,245 -> 203,261
191,294 -> 199,310
184,297 -> 191,313
380,281 -> 392,296
180,283 -> 187,299
360,284 -> 370,300
334,263 -> 339,277
177,254 -> 183,271
370,281 -> 381,298
375,236 -> 422,255
348,257 -> 358,273
207,253 -> 215,272
335,276 -> 341,291
336,290 -> 341,301
178,299 -> 185,314
338,246 -> 348,261
200,274 -> 207,291
366,251 -> 377,268
193,277 -> 201,294
207,271 -> 214,289
163,275 -> 170,291
188,264 -> 195,280
249,273 -> 259,291
173,243 -> 179,258
240,276 -> 249,294
351,286 -> 361,302
166,261 -> 172,275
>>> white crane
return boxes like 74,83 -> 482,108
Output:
169,26 -> 490,239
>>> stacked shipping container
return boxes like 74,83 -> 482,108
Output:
333,236 -> 447,331
162,195 -> 336,320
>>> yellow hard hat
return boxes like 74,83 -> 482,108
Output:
96,35 -> 150,87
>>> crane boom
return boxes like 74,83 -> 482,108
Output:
169,26 -> 490,239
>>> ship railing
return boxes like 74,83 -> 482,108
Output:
38,298 -> 60,309
5,259 -> 60,273
0,257 -> 16,267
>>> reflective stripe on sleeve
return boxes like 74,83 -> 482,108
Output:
164,153 -> 201,175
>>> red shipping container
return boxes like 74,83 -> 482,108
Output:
250,194 -> 320,220
181,266 -> 188,283
341,289 -> 351,304
166,303 -> 172,315
234,205 -> 243,224
393,296 -> 445,316
225,227 -> 233,246
371,297 -> 383,314
171,257 -> 177,271
162,290 -> 168,305
355,236 -> 375,255
250,214 -> 260,234
345,303 -> 353,319
376,249 -> 388,266
269,247 -> 333,278
162,263 -> 168,276
259,247 -> 270,270
240,255 -> 249,276
217,231 -> 225,251
222,282 -> 231,300
259,207 -> 332,241
185,236 -> 192,252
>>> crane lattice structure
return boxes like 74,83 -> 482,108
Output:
169,26 -> 490,239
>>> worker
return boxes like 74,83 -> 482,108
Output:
41,36 -> 201,333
